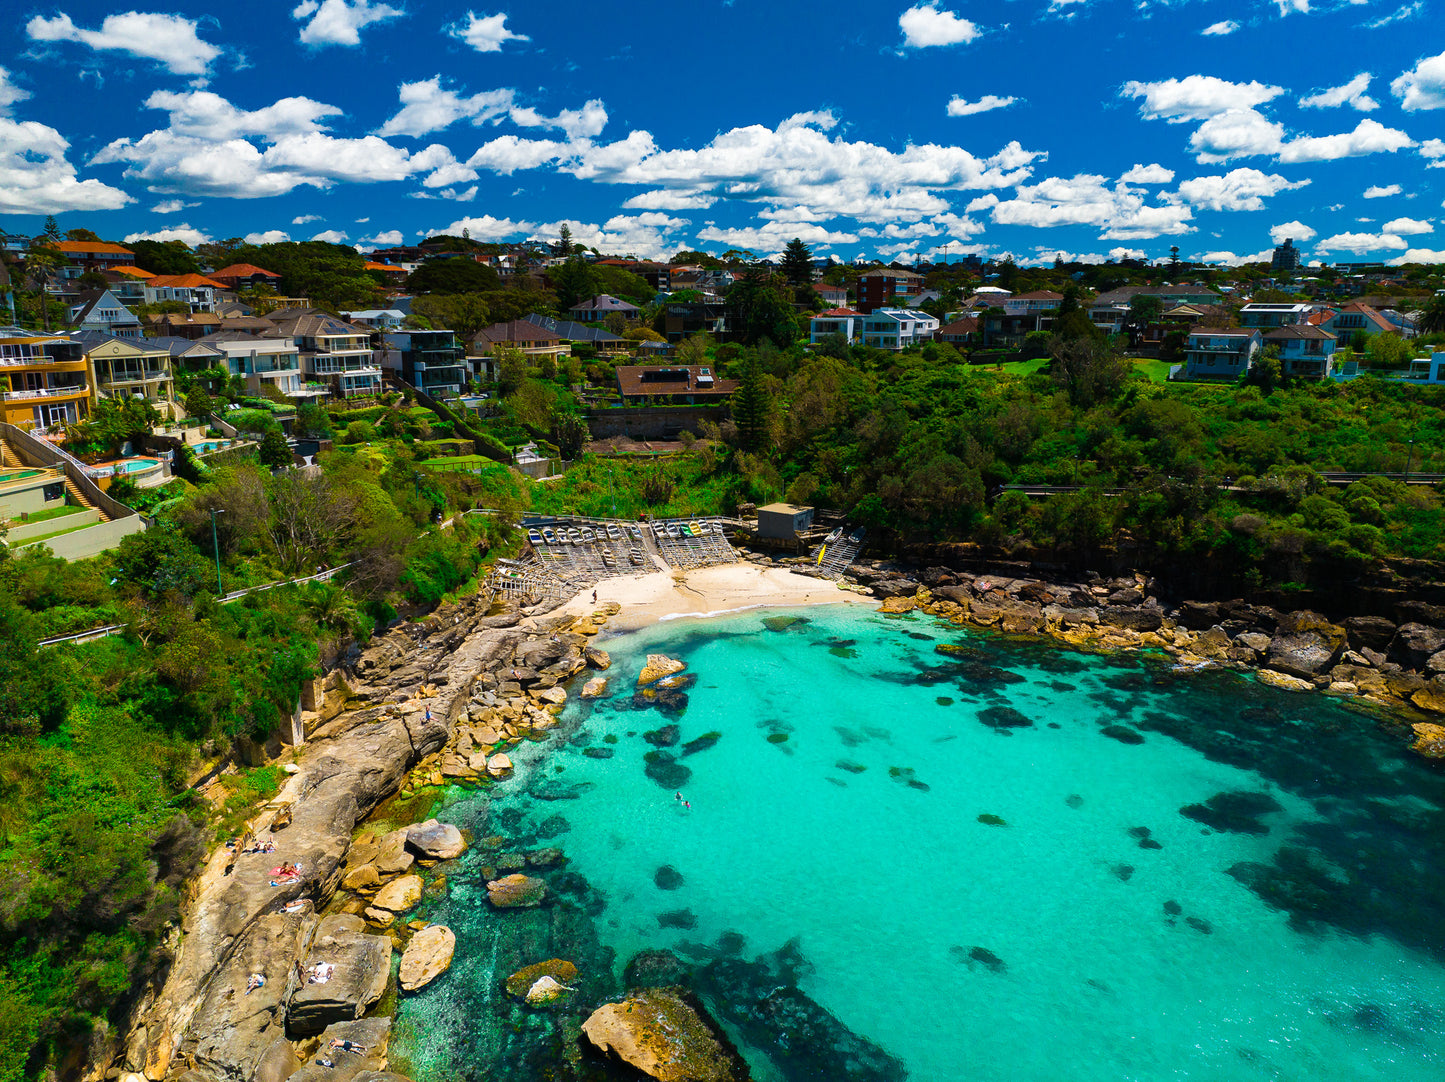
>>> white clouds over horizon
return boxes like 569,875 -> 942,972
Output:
0,117 -> 132,214
124,223 -> 211,246
26,11 -> 222,77
1269,220 -> 1316,244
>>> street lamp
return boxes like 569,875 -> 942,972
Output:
209,507 -> 224,597
1406,438 -> 1415,482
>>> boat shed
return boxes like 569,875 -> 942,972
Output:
757,502 -> 814,540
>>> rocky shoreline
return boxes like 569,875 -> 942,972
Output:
97,553 -> 1445,1082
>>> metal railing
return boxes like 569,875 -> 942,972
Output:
2,384 -> 89,400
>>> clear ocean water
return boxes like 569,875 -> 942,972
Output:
392,604 -> 1445,1082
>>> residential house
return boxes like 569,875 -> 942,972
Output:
1317,303 -> 1397,343
569,294 -> 642,323
522,313 -> 627,351
68,289 -> 143,338
197,331 -> 310,399
858,308 -> 938,350
809,308 -> 863,345
656,298 -> 726,342
208,263 -> 282,292
1182,327 -> 1261,380
48,240 -> 135,280
815,281 -> 849,307
1090,285 -> 1224,334
857,267 -> 923,313
75,331 -> 178,418
143,273 -> 227,313
1002,291 -> 1064,334
935,317 -> 979,345
105,265 -> 154,305
1240,302 -> 1313,329
1265,324 -> 1337,379
147,311 -> 222,339
381,329 -> 467,397
343,309 -> 407,331
265,310 -> 381,399
472,319 -> 568,359
614,365 -> 738,405
1400,352 -> 1445,384
146,336 -> 225,381
0,326 -> 92,431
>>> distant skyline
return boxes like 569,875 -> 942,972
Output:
2,0 -> 1443,266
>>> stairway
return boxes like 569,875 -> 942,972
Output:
0,439 -> 18,467
63,475 -> 109,522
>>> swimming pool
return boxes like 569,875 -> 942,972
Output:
194,440 -> 235,453
111,458 -> 162,474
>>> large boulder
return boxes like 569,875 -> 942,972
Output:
405,820 -> 466,861
1411,722 -> 1445,757
487,873 -> 546,908
585,648 -> 611,670
287,914 -> 392,1038
286,1017 -> 392,1082
372,874 -> 423,913
1391,623 -> 1445,671
399,925 -> 456,992
515,638 -> 568,671
1176,601 -> 1222,630
581,989 -> 748,1082
638,655 -> 686,687
374,831 -> 415,876
1344,615 -> 1397,653
1099,606 -> 1164,632
1265,615 -> 1345,679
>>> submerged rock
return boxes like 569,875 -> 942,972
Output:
654,865 -> 684,891
645,724 -> 681,747
582,989 -> 748,1082
977,705 -> 1033,730
487,873 -> 546,908
1180,791 -> 1283,835
406,820 -> 466,861
643,750 -> 693,790
580,676 -> 608,699
505,958 -> 578,999
624,949 -> 689,989
681,731 -> 722,757
1101,725 -> 1145,745
762,615 -> 808,632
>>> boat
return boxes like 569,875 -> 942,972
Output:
528,528 -> 544,545
849,527 -> 866,544
568,528 -> 582,544
824,526 -> 843,545
628,525 -> 642,540
667,523 -> 681,539
541,527 -> 557,544
629,549 -> 644,565
607,524 -> 623,541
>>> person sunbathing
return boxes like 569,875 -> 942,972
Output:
328,1038 -> 366,1054
244,973 -> 266,994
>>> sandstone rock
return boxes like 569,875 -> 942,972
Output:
1344,614 -> 1397,653
287,914 -> 392,1038
1191,628 -> 1233,660
1391,623 -> 1445,671
573,618 -> 600,636
585,648 -> 611,670
486,753 -> 513,778
1265,627 -> 1344,679
526,975 -> 570,1004
1410,722 -> 1445,757
399,925 -> 455,992
406,820 -> 466,861
877,595 -> 916,614
998,603 -> 1044,635
1099,606 -> 1163,632
487,873 -> 546,908
372,875 -> 423,913
582,989 -> 746,1082
1176,601 -> 1222,630
533,686 -> 567,705
1325,681 -> 1358,696
1426,651 -> 1445,676
516,638 -> 568,671
252,1037 -> 300,1082
375,831 -> 415,877
341,865 -> 381,893
1411,678 -> 1445,715
1257,669 -> 1314,693
362,907 -> 395,928
288,1017 -> 391,1082
581,677 -> 608,699
638,654 -> 686,686
1233,631 -> 1271,655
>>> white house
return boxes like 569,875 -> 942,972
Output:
809,308 -> 863,345
68,288 -> 143,337
859,308 -> 939,350
143,274 -> 226,313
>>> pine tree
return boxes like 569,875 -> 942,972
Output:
730,352 -> 773,452
43,215 -> 60,240
780,238 -> 814,287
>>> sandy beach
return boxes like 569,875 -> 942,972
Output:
554,563 -> 874,631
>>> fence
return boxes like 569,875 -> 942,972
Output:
1,422 -> 139,522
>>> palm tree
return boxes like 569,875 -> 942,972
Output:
1419,293 -> 1445,336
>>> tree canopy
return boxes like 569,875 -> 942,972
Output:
406,259 -> 502,295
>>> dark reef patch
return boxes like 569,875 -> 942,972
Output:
654,865 -> 684,891
977,705 -> 1033,730
1101,725 -> 1145,745
1180,790 -> 1283,835
642,750 -> 692,790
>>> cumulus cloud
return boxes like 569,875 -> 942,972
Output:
151,198 -> 196,214
310,229 -> 349,243
124,223 -> 211,246
1189,109 -> 1285,162
292,0 -> 403,46
511,99 -> 609,140
1109,247 -> 1147,260
1383,216 -> 1432,234
1197,250 -> 1273,266
1389,246 -> 1445,265
292,214 -> 322,225
1316,232 -> 1408,254
0,117 -> 132,214
1422,138 -> 1445,158
0,67 -> 31,115
1121,76 -> 1284,122
1277,119 -> 1414,162
696,221 -> 859,255
1392,49 -> 1445,111
528,213 -> 690,259
1201,20 -> 1238,35
1299,73 -> 1378,111
26,11 -> 222,76
1176,168 -> 1309,211
358,229 -> 404,246
986,173 -> 1194,240
899,4 -> 981,48
465,134 -> 570,174
946,94 -> 1015,117
451,11 -> 529,53
142,89 -> 343,141
1269,220 -> 1316,244
1364,183 -> 1402,198
377,78 -> 515,137
244,229 -> 291,244
1119,163 -> 1174,184
622,189 -> 718,211
436,214 -> 534,241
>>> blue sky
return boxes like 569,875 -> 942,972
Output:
1,0 -> 1442,266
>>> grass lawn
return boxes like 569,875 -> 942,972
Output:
983,357 -> 1051,377
419,455 -> 512,474
8,504 -> 90,526
1131,359 -> 1176,384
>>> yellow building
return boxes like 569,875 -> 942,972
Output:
0,326 -> 91,432
76,331 -> 179,420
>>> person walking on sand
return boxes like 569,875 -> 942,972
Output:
592,589 -> 598,604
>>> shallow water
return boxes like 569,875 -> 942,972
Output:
393,605 -> 1445,1081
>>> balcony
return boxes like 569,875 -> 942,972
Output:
3,383 -> 89,401
101,369 -> 170,385
312,362 -> 381,376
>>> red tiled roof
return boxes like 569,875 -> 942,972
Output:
364,261 -> 406,272
110,265 -> 155,278
148,273 -> 227,289
937,318 -> 979,335
1265,324 -> 1336,340
210,263 -> 280,279
615,365 -> 738,398
53,240 -> 134,255
814,308 -> 861,317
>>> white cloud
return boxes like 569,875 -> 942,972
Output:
1121,76 -> 1284,122
1389,247 -> 1445,265
465,134 -> 570,174
1422,138 -> 1445,158
151,198 -> 197,214
1316,232 -> 1408,254
451,11 -> 529,53
292,214 -> 322,225
1277,119 -> 1414,162
377,77 -> 515,137
1364,183 -> 1402,198
1366,2 -> 1423,28
697,221 -> 859,255
1176,168 -> 1309,211
1108,247 -> 1147,260
1274,0 -> 1311,14
26,11 -> 222,76
124,223 -> 210,246
1198,249 -> 1274,266
946,94 -> 1015,117
1190,109 -> 1286,162
1270,220 -> 1316,244
0,117 -> 132,214
1392,49 -> 1445,111
142,89 -> 343,141
1383,217 -> 1433,234
1201,20 -> 1238,35
0,67 -> 31,115
510,99 -> 609,140
899,4 -> 981,47
436,214 -> 534,242
986,173 -> 1194,240
1299,73 -> 1378,111
623,189 -> 718,211
528,213 -> 690,259
293,0 -> 403,46
1119,163 -> 1174,184
310,229 -> 349,243
358,229 -> 404,246
244,229 -> 291,244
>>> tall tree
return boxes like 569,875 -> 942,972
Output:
1419,293 -> 1445,335
42,215 -> 60,241
730,352 -> 774,452
558,223 -> 574,256
780,238 -> 814,287
23,244 -> 63,331
547,258 -> 598,310
725,269 -> 799,347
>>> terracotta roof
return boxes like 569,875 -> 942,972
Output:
615,365 -> 739,398
814,308 -> 861,317
148,273 -> 227,289
364,261 -> 407,272
109,265 -> 155,279
937,318 -> 980,335
1013,290 -> 1065,300
210,263 -> 280,279
473,319 -> 564,347
860,267 -> 922,280
53,240 -> 134,255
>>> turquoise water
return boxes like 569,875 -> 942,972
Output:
393,605 -> 1445,1081
112,458 -> 161,473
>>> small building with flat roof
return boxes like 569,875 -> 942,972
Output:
757,502 -> 814,539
